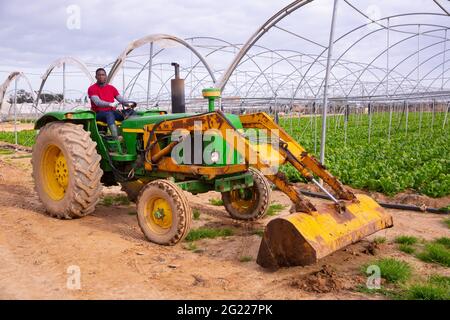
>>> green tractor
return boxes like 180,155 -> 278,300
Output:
32,88 -> 270,246
32,68 -> 392,269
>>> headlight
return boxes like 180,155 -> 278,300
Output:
210,151 -> 220,163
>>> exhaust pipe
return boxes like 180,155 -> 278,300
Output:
171,62 -> 185,114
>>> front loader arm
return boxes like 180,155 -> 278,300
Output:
239,112 -> 355,201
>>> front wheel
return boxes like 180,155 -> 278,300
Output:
221,167 -> 271,220
137,179 -> 192,245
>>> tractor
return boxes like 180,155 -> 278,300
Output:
32,64 -> 393,269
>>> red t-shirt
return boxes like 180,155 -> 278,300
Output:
87,83 -> 120,112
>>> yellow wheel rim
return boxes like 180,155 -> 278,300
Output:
41,144 -> 69,201
145,197 -> 173,232
229,188 -> 256,213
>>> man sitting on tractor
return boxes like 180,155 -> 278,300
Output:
88,68 -> 135,139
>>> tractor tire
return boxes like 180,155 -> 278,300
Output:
251,166 -> 273,193
120,179 -> 149,202
137,179 -> 192,245
32,122 -> 103,219
221,167 -> 271,220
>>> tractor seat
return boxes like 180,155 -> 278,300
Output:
96,121 -> 122,127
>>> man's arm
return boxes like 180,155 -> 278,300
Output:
90,95 -> 116,108
111,85 -> 129,104
115,95 -> 129,104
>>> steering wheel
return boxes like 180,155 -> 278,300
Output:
121,101 -> 137,110
118,101 -> 137,119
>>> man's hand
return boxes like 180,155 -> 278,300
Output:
109,101 -> 120,108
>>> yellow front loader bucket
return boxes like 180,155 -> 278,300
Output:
257,194 -> 393,269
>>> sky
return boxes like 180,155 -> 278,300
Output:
0,0 -> 293,68
0,0 -> 448,98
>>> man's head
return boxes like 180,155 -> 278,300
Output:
95,68 -> 107,85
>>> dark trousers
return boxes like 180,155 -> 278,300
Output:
96,109 -> 135,125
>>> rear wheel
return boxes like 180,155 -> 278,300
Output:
221,167 -> 271,220
32,122 -> 103,219
137,179 -> 192,245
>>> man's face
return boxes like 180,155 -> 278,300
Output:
96,70 -> 107,84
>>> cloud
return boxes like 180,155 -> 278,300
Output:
0,0 -> 447,96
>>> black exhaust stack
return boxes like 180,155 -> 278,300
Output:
171,62 -> 185,113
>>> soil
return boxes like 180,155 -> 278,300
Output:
297,182 -> 450,211
289,264 -> 364,293
0,148 -> 449,300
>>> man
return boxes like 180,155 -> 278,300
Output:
88,68 -> 135,139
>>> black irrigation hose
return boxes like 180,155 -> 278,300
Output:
298,189 -> 449,215
378,202 -> 448,214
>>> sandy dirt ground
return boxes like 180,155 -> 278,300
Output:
0,149 -> 448,300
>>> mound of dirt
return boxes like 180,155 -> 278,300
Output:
362,241 -> 382,256
372,190 -> 450,210
295,182 -> 450,210
290,265 -> 363,294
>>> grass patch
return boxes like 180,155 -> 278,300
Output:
185,242 -> 198,251
404,284 -> 449,300
101,195 -> 130,206
433,237 -> 450,249
12,154 -> 32,159
0,148 -> 14,155
443,218 -> 450,229
101,197 -> 114,207
355,285 -> 400,299
416,243 -> 450,267
0,130 -> 36,147
185,227 -> 234,242
373,236 -> 386,244
127,211 -> 137,216
239,256 -> 253,263
398,244 -> 416,254
267,203 -> 286,216
429,274 -> 450,288
193,209 -> 201,220
358,255 -> 449,300
394,235 -> 419,245
402,275 -> 450,300
252,229 -> 264,237
209,198 -> 224,206
362,258 -> 412,284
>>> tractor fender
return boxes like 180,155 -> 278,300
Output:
34,110 -> 111,172
35,110 -> 96,130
